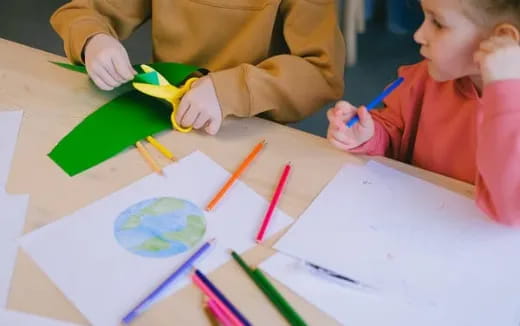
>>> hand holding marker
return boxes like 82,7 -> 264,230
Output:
346,77 -> 404,128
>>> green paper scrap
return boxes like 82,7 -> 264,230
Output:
139,62 -> 206,85
49,61 -> 203,176
134,71 -> 161,85
51,61 -> 88,73
48,91 -> 171,176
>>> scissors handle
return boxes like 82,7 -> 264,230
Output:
170,77 -> 199,133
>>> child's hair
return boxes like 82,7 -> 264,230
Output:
462,0 -> 520,27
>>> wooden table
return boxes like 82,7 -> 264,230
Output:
1,38 -> 475,325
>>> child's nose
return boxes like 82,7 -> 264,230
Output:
413,22 -> 427,45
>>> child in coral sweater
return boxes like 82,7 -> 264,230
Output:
327,0 -> 520,225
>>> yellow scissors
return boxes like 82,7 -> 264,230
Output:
132,64 -> 199,133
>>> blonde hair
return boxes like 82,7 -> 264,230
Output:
462,0 -> 520,27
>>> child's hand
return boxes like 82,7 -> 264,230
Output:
326,101 -> 374,151
84,33 -> 137,90
474,35 -> 520,86
176,76 -> 223,135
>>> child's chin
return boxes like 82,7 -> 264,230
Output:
426,65 -> 451,82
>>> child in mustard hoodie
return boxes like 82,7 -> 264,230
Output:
51,0 -> 345,135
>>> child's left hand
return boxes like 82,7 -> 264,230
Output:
474,35 -> 520,86
176,76 -> 223,135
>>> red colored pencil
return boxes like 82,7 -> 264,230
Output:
255,163 -> 292,243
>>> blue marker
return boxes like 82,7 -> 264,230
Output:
346,77 -> 405,128
122,238 -> 215,324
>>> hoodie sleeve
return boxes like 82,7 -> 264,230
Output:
209,0 -> 345,122
50,0 -> 150,63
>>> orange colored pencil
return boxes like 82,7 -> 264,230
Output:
205,140 -> 266,211
135,141 -> 163,175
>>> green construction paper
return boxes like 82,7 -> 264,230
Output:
143,62 -> 204,85
51,61 -> 88,73
49,61 -> 204,176
48,91 -> 172,176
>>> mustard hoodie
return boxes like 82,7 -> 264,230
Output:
51,0 -> 345,122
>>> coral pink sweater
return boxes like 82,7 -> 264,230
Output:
352,61 -> 520,225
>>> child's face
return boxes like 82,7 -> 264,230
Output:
414,0 -> 486,81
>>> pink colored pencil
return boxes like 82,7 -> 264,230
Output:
207,298 -> 233,326
255,163 -> 292,243
191,273 -> 244,326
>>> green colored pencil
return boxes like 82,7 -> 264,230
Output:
230,251 -> 307,326
252,268 -> 307,326
231,251 -> 255,276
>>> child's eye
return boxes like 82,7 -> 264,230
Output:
431,18 -> 443,29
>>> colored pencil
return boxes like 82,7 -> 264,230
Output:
230,252 -> 288,318
205,140 -> 266,211
230,251 -> 306,326
255,163 -> 292,243
203,303 -> 220,326
346,77 -> 405,127
194,269 -> 251,326
207,298 -> 234,326
146,136 -> 176,160
230,251 -> 255,277
121,239 -> 215,324
252,268 -> 307,326
192,272 -> 245,326
135,141 -> 163,175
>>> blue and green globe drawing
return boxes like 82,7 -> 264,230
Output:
114,197 -> 206,258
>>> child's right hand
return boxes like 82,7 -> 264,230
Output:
326,101 -> 375,151
84,33 -> 137,91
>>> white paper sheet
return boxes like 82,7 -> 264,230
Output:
0,110 -> 23,188
20,151 -> 294,326
274,161 -> 520,325
0,193 -> 29,308
260,253 -> 446,326
0,310 -> 79,326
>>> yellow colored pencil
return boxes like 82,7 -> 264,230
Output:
135,141 -> 163,175
146,136 -> 176,161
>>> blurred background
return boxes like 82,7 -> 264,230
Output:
0,0 -> 423,137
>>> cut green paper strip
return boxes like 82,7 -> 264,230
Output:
49,91 -> 171,176
49,61 -> 202,176
51,61 -> 88,73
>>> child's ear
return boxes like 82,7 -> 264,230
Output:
493,23 -> 520,42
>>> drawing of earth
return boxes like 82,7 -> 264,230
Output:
114,197 -> 206,258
